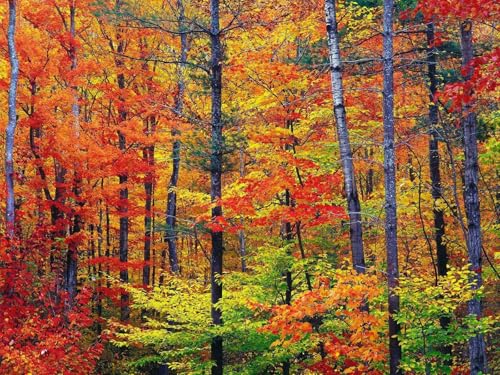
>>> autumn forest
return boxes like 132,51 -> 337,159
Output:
0,0 -> 498,374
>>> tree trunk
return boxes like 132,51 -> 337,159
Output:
426,23 -> 448,278
164,0 -> 187,276
382,0 -> 402,373
209,0 -> 224,372
366,148 -> 374,196
102,204 -> 110,290
161,8 -> 186,286
426,23 -> 451,343
96,199 -> 103,332
325,0 -> 366,274
5,0 -> 19,239
143,116 -> 155,286
460,20 -> 488,375
116,0 -> 129,321
65,1 -> 81,305
238,123 -> 247,272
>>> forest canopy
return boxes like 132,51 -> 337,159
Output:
0,0 -> 498,374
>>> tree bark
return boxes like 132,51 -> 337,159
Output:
115,0 -> 129,322
65,1 -> 81,305
209,0 -> 224,372
426,23 -> 448,279
238,123 -> 247,272
5,0 -> 19,239
382,0 -> 402,373
325,0 -> 366,274
426,23 -> 451,344
164,0 -> 187,276
460,20 -> 488,375
143,116 -> 155,286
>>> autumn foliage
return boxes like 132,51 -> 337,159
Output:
0,0 -> 498,374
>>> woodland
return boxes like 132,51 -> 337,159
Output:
0,0 -> 498,374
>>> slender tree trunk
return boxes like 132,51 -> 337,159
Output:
117,107 -> 129,322
238,123 -> 247,272
51,162 -> 67,291
96,199 -> 103,332
325,0 -> 366,273
382,0 -> 402,373
366,148 -> 374,196
5,0 -> 19,239
115,0 -> 129,321
164,0 -> 187,277
238,221 -> 246,272
426,23 -> 448,277
238,143 -> 246,273
27,81 -> 47,226
460,20 -> 488,375
282,217 -> 292,375
426,23 -> 450,340
209,0 -> 224,372
105,201 -> 111,289
283,189 -> 293,307
143,116 -> 155,286
66,1 -> 80,305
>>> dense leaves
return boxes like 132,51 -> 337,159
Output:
0,0 -> 498,374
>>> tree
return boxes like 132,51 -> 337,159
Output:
209,0 -> 224,372
65,0 -> 81,305
115,0 -> 130,322
5,0 -> 19,239
164,0 -> 187,276
324,0 -> 366,274
460,19 -> 488,375
382,0 -> 402,373
425,22 -> 448,283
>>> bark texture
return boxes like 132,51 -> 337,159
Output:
164,0 -> 187,276
143,116 -> 155,286
382,0 -> 402,373
426,23 -> 448,279
325,0 -> 366,273
116,0 -> 129,322
460,20 -> 488,375
5,0 -> 19,239
66,1 -> 80,304
209,0 -> 224,373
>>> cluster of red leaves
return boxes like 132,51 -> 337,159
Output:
438,47 -> 500,112
252,270 -> 387,374
0,238 -> 103,375
411,0 -> 499,21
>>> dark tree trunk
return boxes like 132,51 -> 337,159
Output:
65,2 -> 81,305
118,106 -> 129,322
143,116 -> 155,286
426,23 -> 450,340
238,123 -> 247,272
366,148 -> 374,196
116,0 -> 129,321
460,20 -> 488,375
426,22 -> 448,279
209,0 -> 224,372
27,81 -> 47,226
5,0 -> 19,239
96,199 -> 103,331
325,0 -> 366,274
382,0 -> 402,373
51,162 -> 67,285
281,189 -> 293,375
118,128 -> 129,321
164,0 -> 187,277
284,189 -> 293,306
